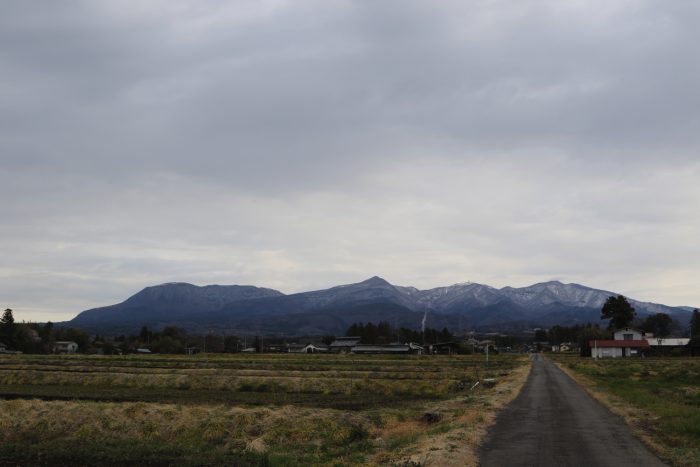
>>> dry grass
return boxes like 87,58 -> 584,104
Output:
374,359 -> 532,467
0,355 -> 503,399
0,398 -> 378,465
0,353 -> 530,466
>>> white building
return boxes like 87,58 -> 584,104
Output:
646,337 -> 690,347
287,343 -> 329,354
53,341 -> 79,354
614,328 -> 644,341
645,337 -> 690,355
590,328 -> 649,358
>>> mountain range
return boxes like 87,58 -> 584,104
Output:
67,277 -> 695,335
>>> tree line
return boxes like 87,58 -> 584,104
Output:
540,297 -> 700,356
120,326 -> 247,354
4,299 -> 698,355
1,308 -> 90,353
344,321 -> 454,345
600,295 -> 697,337
0,309 -> 244,354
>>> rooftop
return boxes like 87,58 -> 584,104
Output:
646,338 -> 690,346
589,340 -> 650,348
329,337 -> 361,347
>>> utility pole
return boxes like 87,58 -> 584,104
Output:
594,340 -> 597,359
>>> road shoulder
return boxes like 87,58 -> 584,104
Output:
551,358 -> 670,464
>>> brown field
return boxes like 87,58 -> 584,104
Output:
0,353 -> 530,466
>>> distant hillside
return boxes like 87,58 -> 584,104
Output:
70,283 -> 283,333
67,277 -> 694,335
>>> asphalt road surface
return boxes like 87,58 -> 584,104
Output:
479,354 -> 667,467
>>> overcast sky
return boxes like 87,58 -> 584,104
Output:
2,0 -> 700,322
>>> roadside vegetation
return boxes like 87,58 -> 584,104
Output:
0,353 -> 529,466
552,355 -> 700,467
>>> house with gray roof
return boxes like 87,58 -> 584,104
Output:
52,341 -> 79,354
287,343 -> 329,354
329,336 -> 361,353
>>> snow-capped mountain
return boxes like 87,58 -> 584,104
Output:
68,277 -> 694,334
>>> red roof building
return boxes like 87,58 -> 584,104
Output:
588,340 -> 649,348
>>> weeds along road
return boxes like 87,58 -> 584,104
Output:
478,354 -> 667,467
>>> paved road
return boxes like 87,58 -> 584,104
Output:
479,354 -> 667,467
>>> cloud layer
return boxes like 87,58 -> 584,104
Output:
2,1 -> 700,321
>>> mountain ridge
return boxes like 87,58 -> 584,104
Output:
67,277 -> 695,335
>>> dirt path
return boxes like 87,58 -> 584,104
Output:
478,354 -> 667,467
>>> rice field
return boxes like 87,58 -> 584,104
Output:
0,352 -> 529,466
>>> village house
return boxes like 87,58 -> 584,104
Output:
351,344 -> 411,355
350,342 -> 424,355
0,341 -> 22,355
52,341 -> 79,354
287,343 -> 329,354
551,342 -> 576,353
645,336 -> 690,356
464,337 -> 500,353
427,341 -> 460,355
479,339 -> 496,351
590,328 -> 649,358
329,336 -> 361,353
464,337 -> 480,349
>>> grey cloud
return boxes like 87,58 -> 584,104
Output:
5,1 -> 700,174
2,1 -> 700,320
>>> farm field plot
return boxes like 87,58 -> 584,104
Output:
0,353 -> 529,466
551,355 -> 700,467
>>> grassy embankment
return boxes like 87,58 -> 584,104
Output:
0,353 -> 530,466
551,355 -> 700,467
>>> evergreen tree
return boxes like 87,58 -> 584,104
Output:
364,322 -> 378,344
1,308 -> 14,326
640,313 -> 673,337
346,323 -> 363,338
140,326 -> 152,344
1,309 -> 15,346
39,321 -> 54,342
578,324 -> 610,357
601,295 -> 636,330
534,329 -> 548,341
439,327 -> 453,342
154,335 -> 185,354
690,309 -> 700,337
